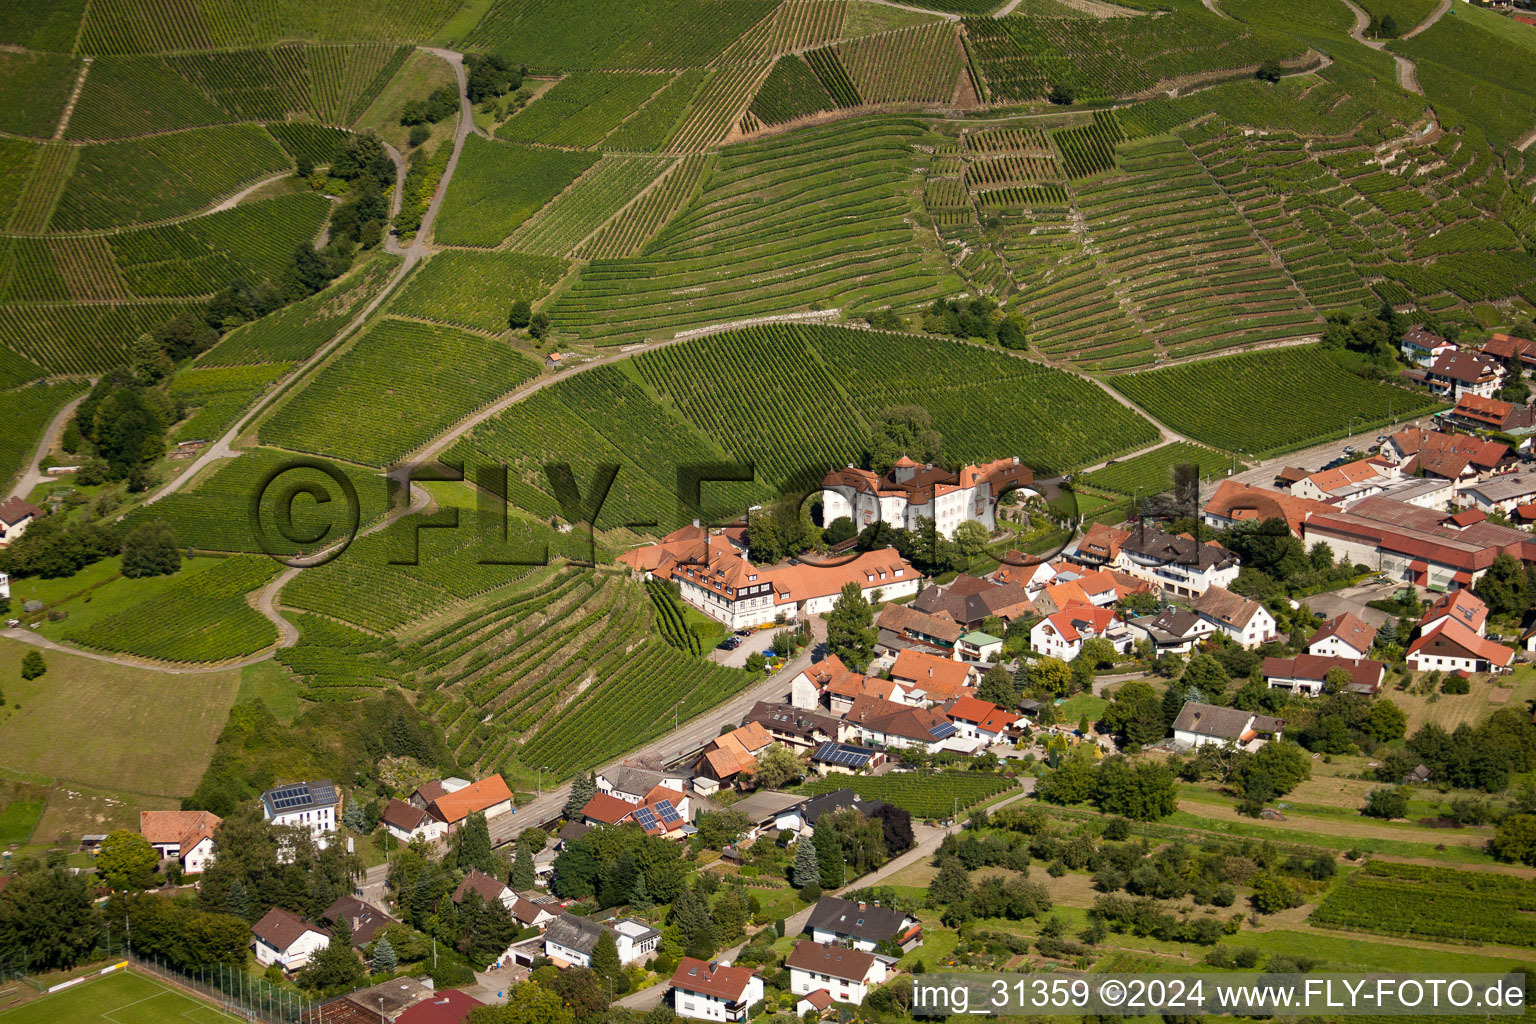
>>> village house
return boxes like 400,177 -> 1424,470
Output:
260,780 -> 340,848
619,524 -> 920,631
1191,587 -> 1276,648
874,603 -> 963,655
1127,607 -> 1212,654
381,799 -> 447,844
1308,612 -> 1377,659
415,775 -> 515,836
745,702 -> 849,750
1460,472 -> 1536,516
1406,619 -> 1514,674
597,763 -> 694,804
1286,460 -> 1395,504
670,958 -> 764,1023
452,868 -> 516,911
844,695 -> 959,752
786,941 -> 888,1006
1262,654 -> 1385,696
1480,332 -> 1536,372
0,498 -> 41,547
944,696 -> 1018,744
139,810 -> 220,875
820,456 -> 1034,540
806,895 -> 922,952
775,788 -> 885,836
809,741 -> 884,775
1421,589 -> 1488,635
321,895 -> 395,948
543,915 -> 659,968
909,574 -> 1034,630
251,908 -> 329,971
1030,604 -> 1132,661
888,648 -> 975,702
1171,702 -> 1285,750
696,722 -> 774,791
580,787 -> 691,836
1380,429 -> 1512,491
1422,349 -> 1504,400
1401,326 -> 1456,366
1113,525 -> 1240,598
510,897 -> 564,932
1445,394 -> 1534,435
953,630 -> 1003,663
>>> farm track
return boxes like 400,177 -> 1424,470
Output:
52,58 -> 91,140
1338,0 -> 1450,96
208,173 -> 291,214
4,386 -> 93,503
862,0 -> 960,21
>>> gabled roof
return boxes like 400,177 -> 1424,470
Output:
844,695 -> 955,744
1482,332 -> 1536,362
139,809 -> 221,858
1121,525 -> 1236,571
1077,522 -> 1129,562
947,696 -> 1017,733
1171,701 -> 1281,741
1427,349 -> 1501,384
510,897 -> 563,926
1309,612 -> 1376,653
381,798 -> 428,833
702,723 -> 774,778
1262,654 -> 1384,689
1038,603 -> 1120,644
889,649 -> 972,699
1143,607 -> 1205,640
1192,587 -> 1264,630
1407,618 -> 1513,667
747,701 -> 843,741
1298,460 -> 1386,496
428,775 -> 512,825
452,869 -> 510,906
1422,589 -> 1488,632
807,896 -> 912,943
671,958 -> 760,1001
1402,325 -> 1449,351
0,497 -> 41,526
800,788 -> 884,823
581,792 -> 640,824
251,907 -> 326,951
876,604 -> 963,644
322,895 -> 394,946
786,941 -> 879,983
1451,393 -> 1519,428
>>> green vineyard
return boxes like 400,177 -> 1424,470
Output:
1110,347 -> 1444,456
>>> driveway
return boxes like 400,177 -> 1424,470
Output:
1304,578 -> 1417,629
712,627 -> 785,668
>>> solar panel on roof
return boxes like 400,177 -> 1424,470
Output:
929,722 -> 958,739
656,800 -> 681,823
633,807 -> 658,830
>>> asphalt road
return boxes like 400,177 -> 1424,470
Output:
488,620 -> 826,846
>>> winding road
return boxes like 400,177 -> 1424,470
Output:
1339,0 -> 1452,96
5,387 -> 91,504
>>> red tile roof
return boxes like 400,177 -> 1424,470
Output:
671,957 -> 760,1001
581,793 -> 640,824
139,809 -> 221,858
395,991 -> 485,1024
1203,480 -> 1330,535
1040,604 -> 1120,644
428,775 -> 512,825
1407,619 -> 1513,668
889,649 -> 972,699
1308,612 -> 1376,653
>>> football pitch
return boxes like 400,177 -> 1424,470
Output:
0,969 -> 241,1024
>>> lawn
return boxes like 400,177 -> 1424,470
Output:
235,660 -> 302,726
0,637 -> 240,798
0,969 -> 241,1023
0,799 -> 43,846
1057,692 -> 1107,724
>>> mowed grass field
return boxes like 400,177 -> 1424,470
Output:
0,638 -> 240,797
0,970 -> 240,1024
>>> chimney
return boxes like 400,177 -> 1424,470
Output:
858,902 -> 866,912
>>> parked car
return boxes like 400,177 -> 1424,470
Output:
716,637 -> 742,651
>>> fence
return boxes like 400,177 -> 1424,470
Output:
91,932 -> 323,1024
